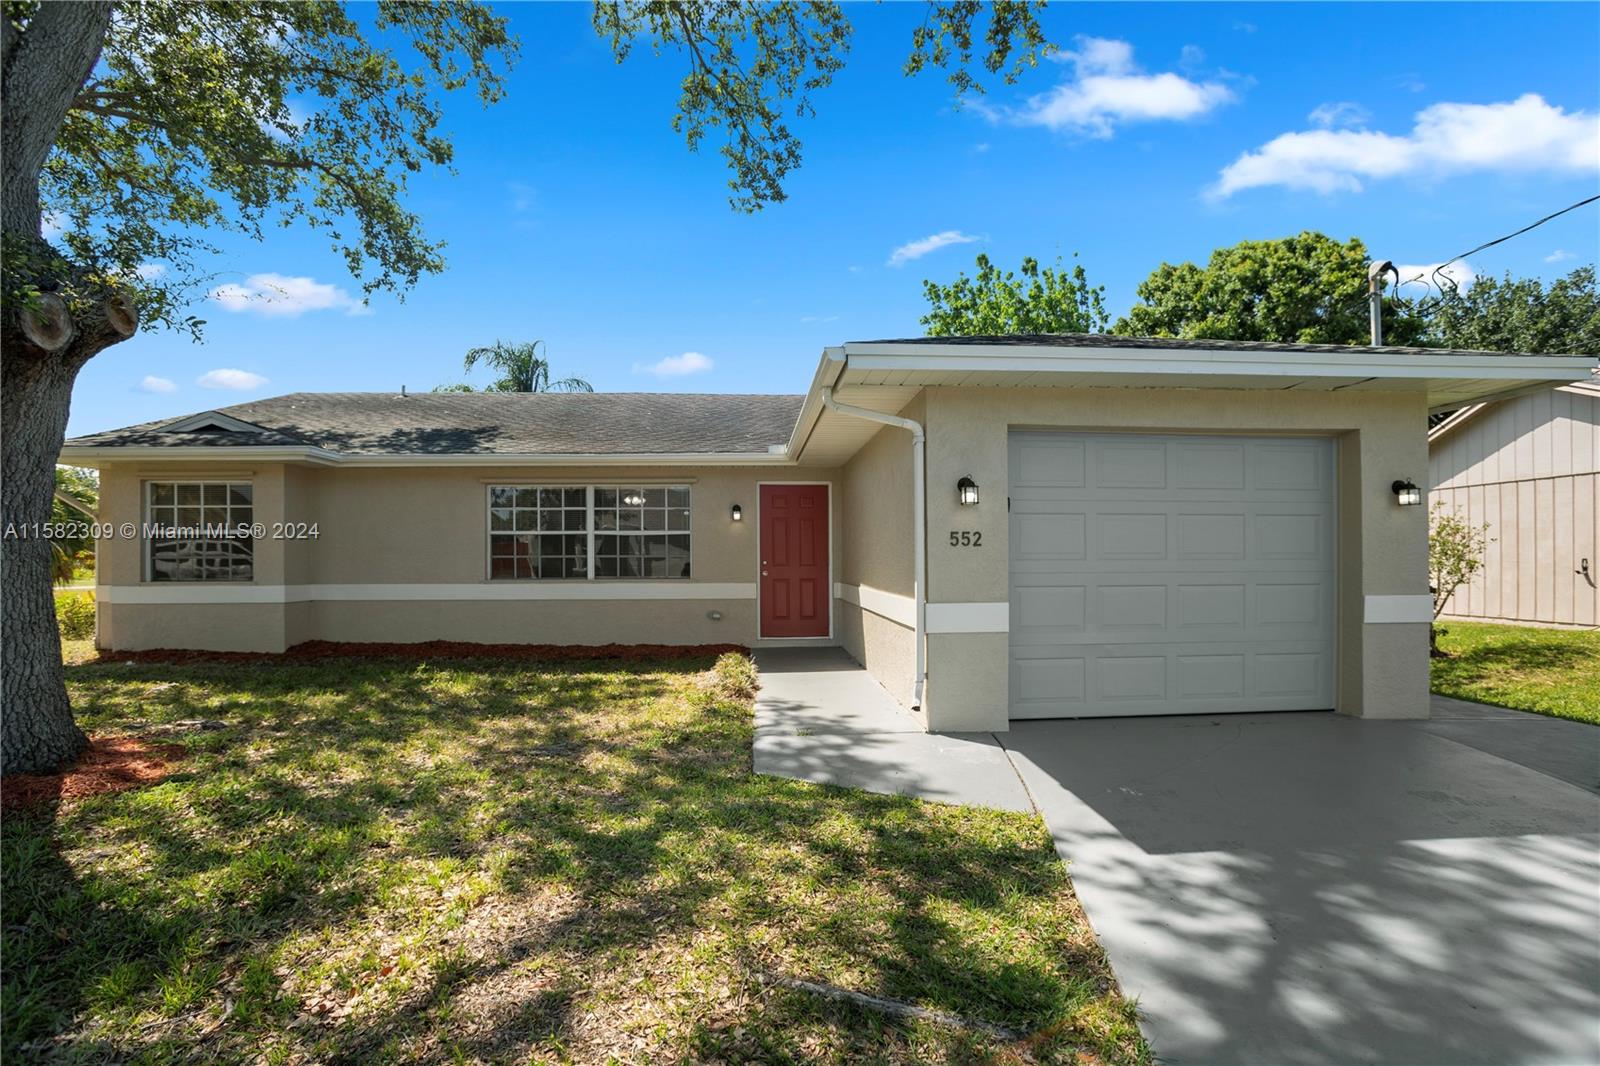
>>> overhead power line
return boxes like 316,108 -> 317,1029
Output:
1401,192 -> 1600,298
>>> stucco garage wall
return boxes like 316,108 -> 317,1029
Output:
94,462 -> 840,652
835,394 -> 922,710
919,386 -> 1431,731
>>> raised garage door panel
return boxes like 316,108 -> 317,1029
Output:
1008,432 -> 1335,718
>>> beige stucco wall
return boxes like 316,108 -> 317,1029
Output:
90,385 -> 1434,733
94,462 -> 840,652
919,385 -> 1432,730
835,394 -> 922,710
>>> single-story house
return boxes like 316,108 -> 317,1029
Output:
1428,371 -> 1600,627
61,335 -> 1597,731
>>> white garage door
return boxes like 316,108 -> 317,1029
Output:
1008,431 -> 1336,719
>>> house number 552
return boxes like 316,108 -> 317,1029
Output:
949,531 -> 982,547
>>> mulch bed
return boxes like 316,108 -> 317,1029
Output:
2,736 -> 187,812
85,640 -> 750,666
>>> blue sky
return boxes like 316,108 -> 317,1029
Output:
67,2 -> 1600,436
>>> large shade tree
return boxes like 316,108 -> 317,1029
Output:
1112,231 -> 1428,346
1,1 -> 1051,773
1422,265 -> 1599,356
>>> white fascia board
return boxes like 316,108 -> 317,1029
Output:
786,347 -> 848,460
57,446 -> 796,468
841,342 -> 1598,383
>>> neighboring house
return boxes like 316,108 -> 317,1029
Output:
1428,373 -> 1600,627
61,335 -> 1596,731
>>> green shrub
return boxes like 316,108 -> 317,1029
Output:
56,591 -> 95,640
708,652 -> 758,702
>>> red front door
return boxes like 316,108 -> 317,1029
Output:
760,483 -> 830,637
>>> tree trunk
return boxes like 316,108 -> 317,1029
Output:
2,1 -> 118,775
2,356 -> 89,774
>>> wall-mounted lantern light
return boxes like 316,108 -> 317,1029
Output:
957,476 -> 980,506
730,504 -> 743,522
1391,479 -> 1422,506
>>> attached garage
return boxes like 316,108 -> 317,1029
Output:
1008,431 -> 1336,718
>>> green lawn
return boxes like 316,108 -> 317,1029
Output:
3,653 -> 1145,1064
1432,622 -> 1600,726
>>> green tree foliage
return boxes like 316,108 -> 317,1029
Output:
25,2 -> 518,331
921,253 -> 1108,336
446,340 -> 593,393
1113,232 -> 1427,346
50,466 -> 99,583
595,1 -> 1048,211
1423,265 -> 1600,355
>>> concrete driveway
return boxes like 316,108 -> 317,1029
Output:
1003,707 -> 1600,1066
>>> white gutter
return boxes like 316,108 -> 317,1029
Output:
820,386 -> 928,709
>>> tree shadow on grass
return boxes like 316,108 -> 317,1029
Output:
3,656 -> 1127,1064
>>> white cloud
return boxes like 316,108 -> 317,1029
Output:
985,36 -> 1234,137
41,212 -> 65,240
1214,93 -> 1599,197
1545,249 -> 1576,263
634,351 -> 713,377
972,141 -> 991,154
197,368 -> 269,391
135,263 -> 166,281
886,230 -> 981,268
799,314 -> 840,324
1308,101 -> 1371,129
1393,260 -> 1478,296
208,273 -> 368,317
138,375 -> 177,394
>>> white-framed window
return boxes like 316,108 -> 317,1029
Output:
146,481 -> 254,582
488,486 -> 588,579
487,484 -> 691,580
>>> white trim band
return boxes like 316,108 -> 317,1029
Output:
925,602 -> 1010,634
834,582 -> 915,629
99,582 -> 758,605
1364,594 -> 1434,624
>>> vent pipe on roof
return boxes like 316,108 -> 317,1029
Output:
1368,260 -> 1397,346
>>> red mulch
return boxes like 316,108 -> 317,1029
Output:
86,640 -> 750,666
2,736 -> 187,813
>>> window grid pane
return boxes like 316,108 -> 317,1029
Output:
488,486 -> 590,580
147,481 -> 254,582
593,485 -> 691,580
489,485 -> 691,581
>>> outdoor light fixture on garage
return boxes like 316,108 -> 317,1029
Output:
731,504 -> 743,521
957,476 -> 980,506
1392,479 -> 1423,506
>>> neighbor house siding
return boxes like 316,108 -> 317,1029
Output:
835,392 -> 923,711
1429,387 -> 1600,628
94,462 -> 841,652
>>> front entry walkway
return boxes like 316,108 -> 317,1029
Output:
751,647 -> 1032,812
751,649 -> 1600,1066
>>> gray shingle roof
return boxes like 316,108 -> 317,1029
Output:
66,392 -> 805,456
850,333 -> 1582,359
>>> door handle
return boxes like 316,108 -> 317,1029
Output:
761,570 -> 768,576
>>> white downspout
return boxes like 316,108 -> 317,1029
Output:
820,387 -> 928,708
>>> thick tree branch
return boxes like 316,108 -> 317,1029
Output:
2,1 -> 113,235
